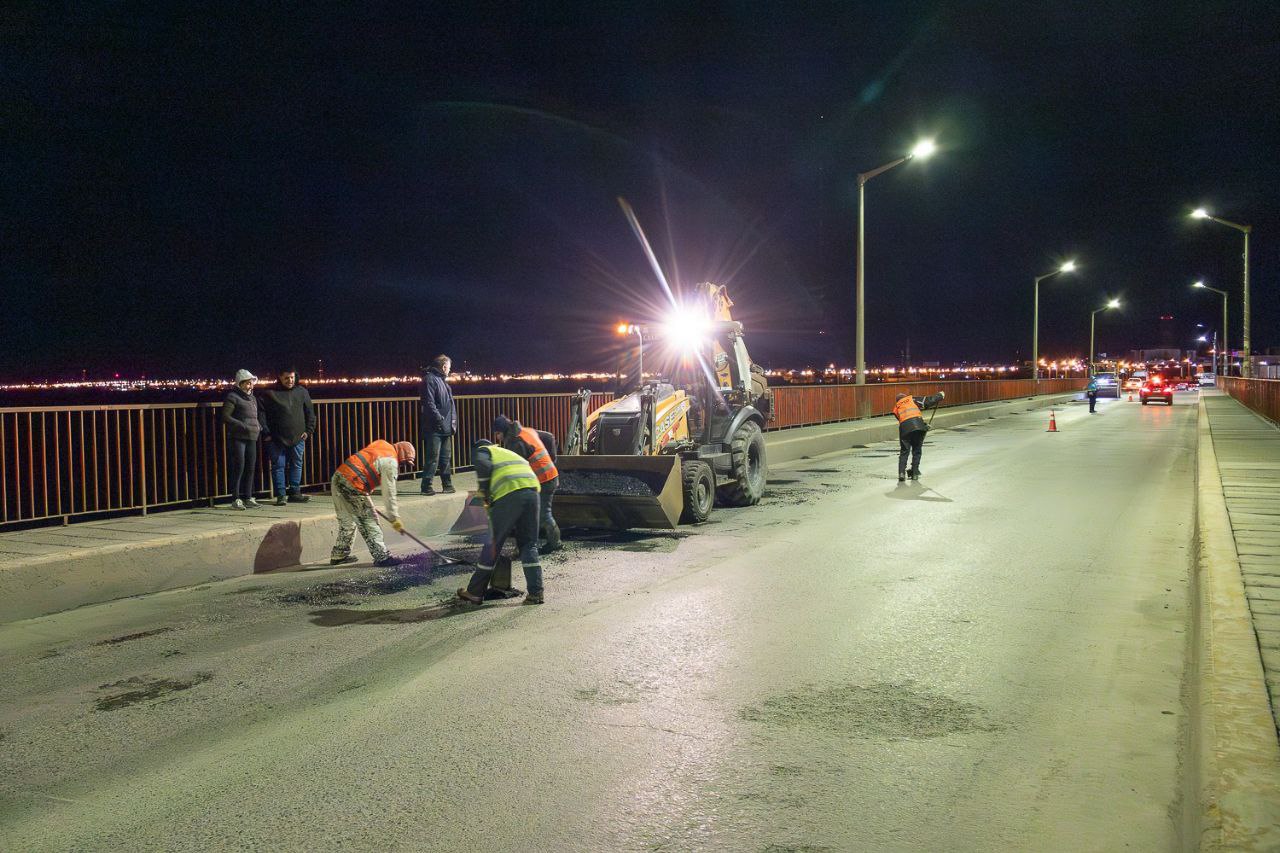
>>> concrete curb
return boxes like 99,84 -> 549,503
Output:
0,392 -> 1079,625
1190,397 -> 1280,850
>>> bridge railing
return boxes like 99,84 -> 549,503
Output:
1219,376 -> 1280,425
0,379 -> 1082,528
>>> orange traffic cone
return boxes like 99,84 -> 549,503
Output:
1127,390 -> 1133,401
1047,410 -> 1058,432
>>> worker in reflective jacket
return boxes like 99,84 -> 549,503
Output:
330,439 -> 416,566
893,390 -> 945,482
457,440 -> 545,605
493,414 -> 561,552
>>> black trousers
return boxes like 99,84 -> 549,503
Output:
898,430 -> 925,477
1087,391 -> 1097,413
228,438 -> 257,499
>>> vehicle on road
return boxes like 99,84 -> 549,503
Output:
1123,377 -> 1143,392
1198,373 -> 1217,388
1094,372 -> 1120,398
1140,375 -> 1173,405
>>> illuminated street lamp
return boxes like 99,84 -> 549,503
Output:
855,138 -> 937,386
1032,260 -> 1078,380
615,322 -> 643,384
1089,298 -> 1121,372
1192,280 -> 1229,377
1191,208 -> 1251,376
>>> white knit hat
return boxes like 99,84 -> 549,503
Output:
234,369 -> 258,383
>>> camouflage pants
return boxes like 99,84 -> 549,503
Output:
330,474 -> 389,562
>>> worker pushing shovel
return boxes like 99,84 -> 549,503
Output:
893,390 -> 945,482
456,439 -> 546,606
329,439 -> 417,567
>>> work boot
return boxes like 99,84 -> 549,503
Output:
522,564 -> 544,605
330,555 -> 358,566
442,482 -> 456,495
274,495 -> 287,507
288,493 -> 310,503
542,524 -> 562,554
373,555 -> 401,568
458,567 -> 494,604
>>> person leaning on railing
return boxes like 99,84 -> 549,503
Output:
258,366 -> 317,506
220,369 -> 263,510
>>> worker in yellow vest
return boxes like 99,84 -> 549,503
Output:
493,414 -> 561,552
457,440 -> 545,605
330,439 -> 416,566
892,390 -> 945,482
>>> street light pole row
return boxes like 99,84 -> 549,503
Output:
1191,208 -> 1252,377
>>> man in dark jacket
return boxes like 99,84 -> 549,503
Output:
258,367 -> 318,506
420,354 -> 458,495
893,390 -> 945,482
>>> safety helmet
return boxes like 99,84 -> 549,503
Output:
393,441 -> 416,465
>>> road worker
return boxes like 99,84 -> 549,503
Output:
329,439 -> 416,567
457,439 -> 545,605
492,414 -> 561,552
893,390 -> 946,482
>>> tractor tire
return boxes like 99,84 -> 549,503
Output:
717,420 -> 767,507
680,460 -> 715,524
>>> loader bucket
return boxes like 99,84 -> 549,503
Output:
553,454 -> 683,530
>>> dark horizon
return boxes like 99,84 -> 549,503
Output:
4,3 -> 1277,382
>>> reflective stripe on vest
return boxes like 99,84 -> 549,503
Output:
518,426 -> 558,484
337,440 -> 396,494
485,445 -> 540,503
892,396 -> 922,423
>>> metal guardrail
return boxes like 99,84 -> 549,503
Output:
0,380 -> 1082,528
1219,377 -> 1280,425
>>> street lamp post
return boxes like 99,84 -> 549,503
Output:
1032,260 -> 1077,381
1192,280 -> 1228,377
1089,298 -> 1121,372
855,138 -> 936,386
1192,209 -> 1252,376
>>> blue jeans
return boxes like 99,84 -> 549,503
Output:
268,439 -> 306,496
421,431 -> 453,489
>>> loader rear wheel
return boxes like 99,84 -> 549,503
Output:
717,420 -> 766,507
680,460 -> 715,524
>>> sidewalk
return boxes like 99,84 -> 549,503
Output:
1202,392 -> 1280,729
1195,390 -> 1280,849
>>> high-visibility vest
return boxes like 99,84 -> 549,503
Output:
485,444 -> 540,503
517,426 -> 558,484
337,440 -> 396,494
892,396 -> 923,423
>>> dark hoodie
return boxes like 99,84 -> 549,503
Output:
420,366 -> 457,434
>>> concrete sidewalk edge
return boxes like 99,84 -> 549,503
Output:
1190,398 -> 1280,851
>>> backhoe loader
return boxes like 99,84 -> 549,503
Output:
554,282 -> 772,529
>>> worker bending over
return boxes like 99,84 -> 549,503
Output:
457,439 -> 545,605
893,390 -> 945,482
330,439 -> 416,566
492,414 -> 561,552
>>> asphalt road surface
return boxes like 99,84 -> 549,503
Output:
0,392 -> 1200,851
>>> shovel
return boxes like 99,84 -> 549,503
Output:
373,507 -> 467,567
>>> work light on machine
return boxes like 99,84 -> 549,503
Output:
661,308 -> 711,349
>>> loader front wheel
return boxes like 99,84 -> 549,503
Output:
680,460 -> 715,524
717,420 -> 766,507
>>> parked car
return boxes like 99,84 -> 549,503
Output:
1094,372 -> 1120,398
1198,373 -> 1217,387
1140,375 -> 1173,405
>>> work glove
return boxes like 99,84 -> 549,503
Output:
391,519 -> 405,534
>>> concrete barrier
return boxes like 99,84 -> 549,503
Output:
0,392 -> 1078,624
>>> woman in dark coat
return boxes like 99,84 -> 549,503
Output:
220,369 -> 263,509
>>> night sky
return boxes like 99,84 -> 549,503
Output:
4,2 -> 1278,381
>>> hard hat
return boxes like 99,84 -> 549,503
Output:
393,441 -> 416,464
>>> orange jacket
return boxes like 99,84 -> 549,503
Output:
336,440 -> 397,494
892,396 -> 923,423
516,426 -> 558,484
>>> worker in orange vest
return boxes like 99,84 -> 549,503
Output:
329,439 -> 416,566
493,414 -> 561,552
893,390 -> 945,482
